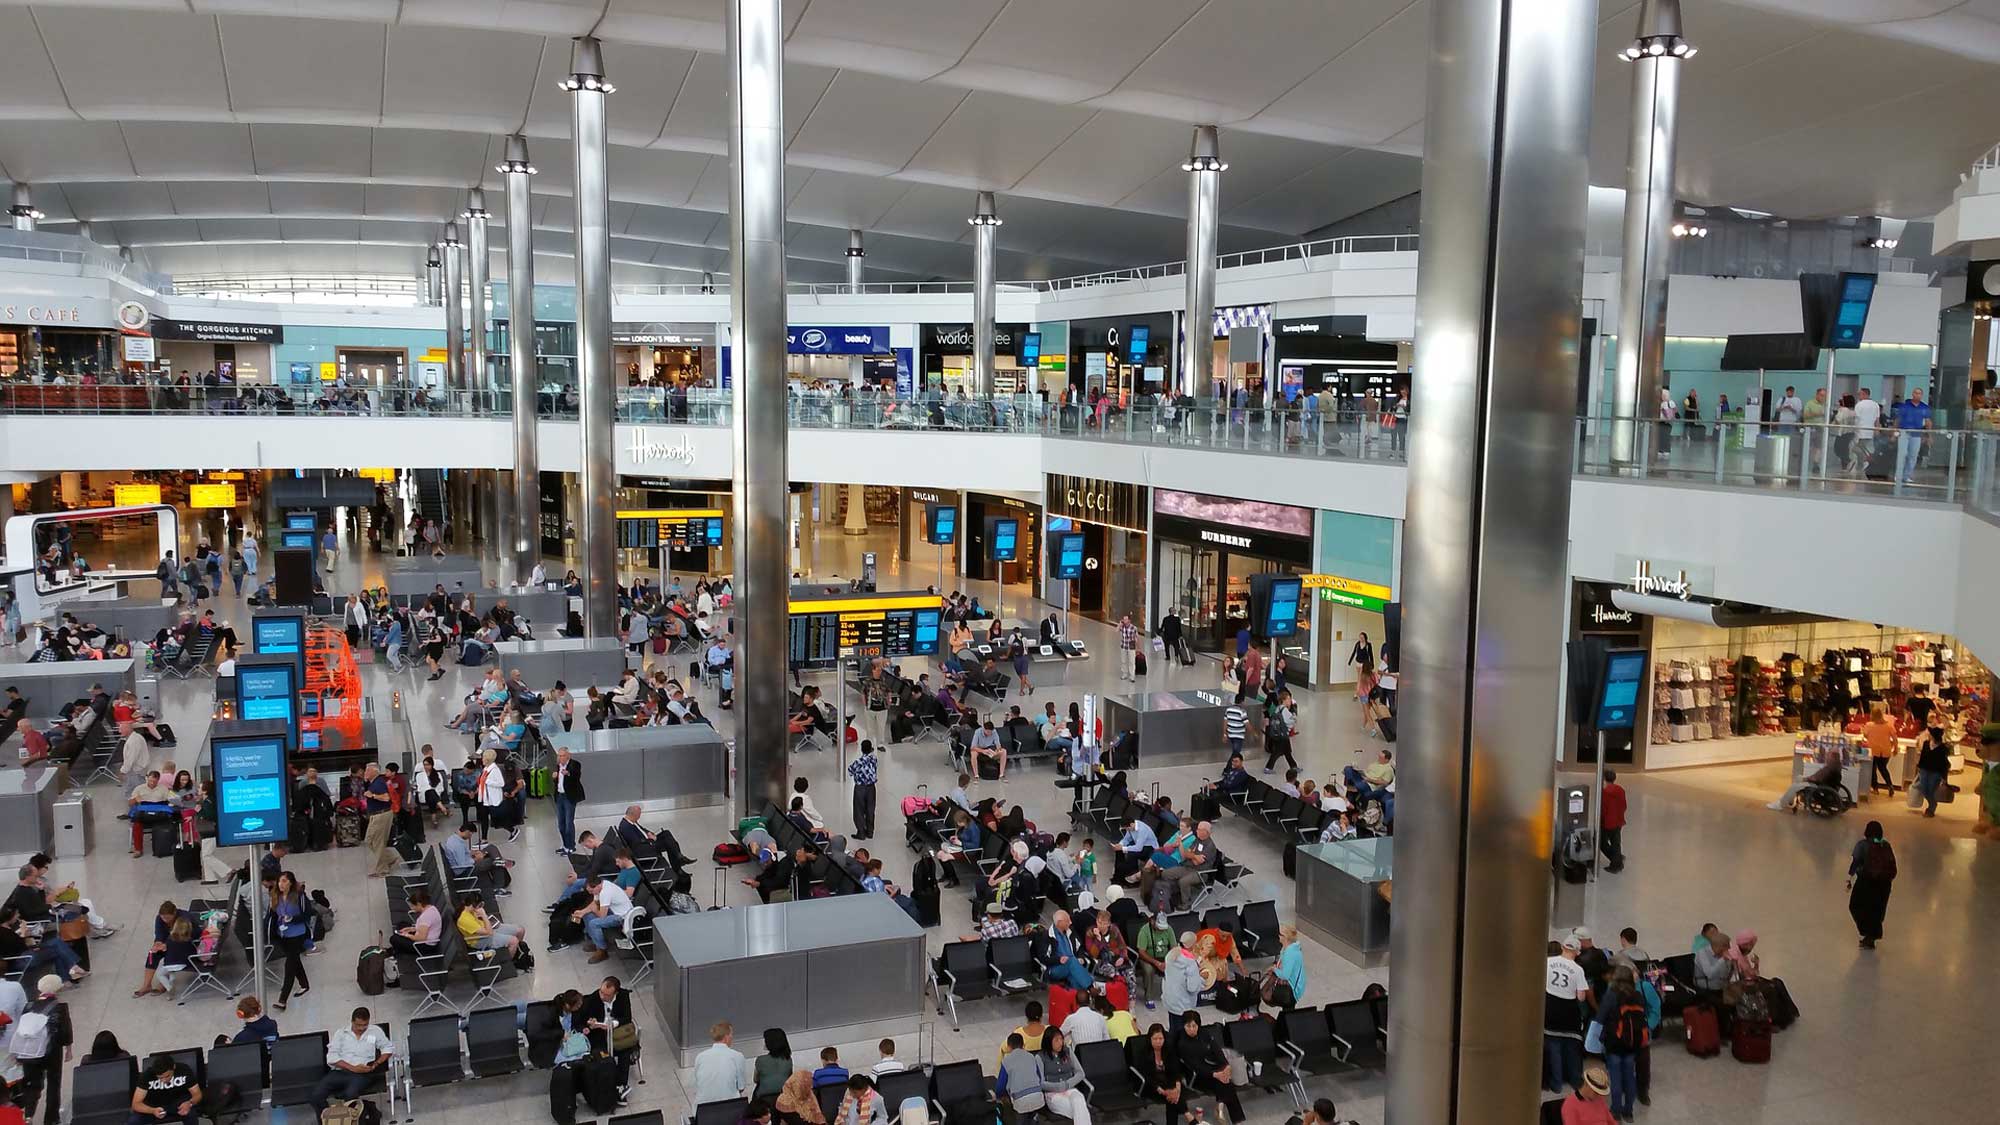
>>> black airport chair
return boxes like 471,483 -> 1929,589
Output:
1327,999 -> 1387,1069
268,1031 -> 332,1108
203,1041 -> 270,1110
691,1099 -> 747,1125
930,1060 -> 987,1113
1074,1040 -> 1148,1114
1223,1015 -> 1306,1108
405,1014 -> 467,1088
613,1115 -> 667,1125
465,1006 -> 523,1077
1237,900 -> 1281,959
1277,1008 -> 1352,1078
875,1068 -> 931,1119
69,1056 -> 140,1125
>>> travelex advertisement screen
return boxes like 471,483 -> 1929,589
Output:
236,665 -> 298,745
281,530 -> 315,549
212,735 -> 290,847
1050,531 -> 1086,579
285,513 -> 316,531
253,616 -> 302,655
927,504 -> 956,545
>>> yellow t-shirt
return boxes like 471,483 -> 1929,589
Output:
1105,1010 -> 1140,1043
455,909 -> 484,943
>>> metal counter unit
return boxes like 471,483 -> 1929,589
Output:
386,569 -> 487,599
543,724 -> 728,817
66,598 -> 183,642
1100,689 -> 1232,767
0,765 -> 63,864
489,638 -> 625,688
497,590 -> 569,632
0,658 -> 137,708
1294,837 -> 1393,967
652,894 -> 925,1064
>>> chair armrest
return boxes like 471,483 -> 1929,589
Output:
1328,1032 -> 1354,1059
1277,1041 -> 1304,1063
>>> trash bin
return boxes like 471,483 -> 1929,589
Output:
52,792 -> 92,859
1755,432 -> 1795,479
137,674 -> 160,714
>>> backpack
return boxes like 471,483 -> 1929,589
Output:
1861,840 -> 1897,882
668,892 -> 700,915
10,1003 -> 53,1060
711,843 -> 752,866
1607,999 -> 1649,1053
356,943 -> 388,996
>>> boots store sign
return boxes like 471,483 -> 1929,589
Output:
786,325 -> 888,354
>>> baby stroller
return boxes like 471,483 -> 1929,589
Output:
1788,761 -> 1854,818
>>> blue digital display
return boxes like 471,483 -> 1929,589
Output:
1595,650 -> 1649,731
1049,531 -> 1086,580
1264,576 -> 1302,638
1830,272 -> 1877,349
1020,332 -> 1042,367
212,734 -> 290,847
235,664 -> 299,749
1127,326 -> 1150,364
990,518 -> 1019,562
928,504 -> 957,546
253,616 -> 302,656
285,513 -> 317,531
1047,517 -> 1073,533
280,530 -> 315,549
912,609 -> 941,656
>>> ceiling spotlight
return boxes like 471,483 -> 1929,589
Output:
1620,34 -> 1695,62
1671,221 -> 1708,239
969,191 -> 1002,228
1648,41 -> 1665,55
8,205 -> 43,221
1867,237 -> 1899,250
497,134 -> 538,176
561,36 -> 614,94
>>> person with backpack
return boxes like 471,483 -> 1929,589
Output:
13,975 -> 71,1125
1592,965 -> 1646,1122
1846,820 -> 1897,949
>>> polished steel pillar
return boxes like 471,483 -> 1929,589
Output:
970,192 -> 1000,396
1183,127 -> 1224,398
501,135 -> 542,585
728,0 -> 791,816
9,185 -> 39,232
1388,1 -> 1596,1122
1609,0 -> 1693,459
465,189 -> 492,401
442,223 -> 466,387
566,36 -> 618,639
425,244 -> 442,308
846,229 -> 865,293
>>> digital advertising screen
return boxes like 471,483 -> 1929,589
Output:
234,661 -> 299,749
285,513 -> 317,531
280,530 -> 315,550
1019,332 -> 1042,367
927,503 -> 957,546
211,730 -> 291,847
989,517 -> 1019,562
252,615 -> 303,656
1126,325 -> 1150,364
1048,531 -> 1086,580
1253,574 -> 1303,639
1595,649 -> 1649,731
1830,272 -> 1878,349
912,608 -> 941,655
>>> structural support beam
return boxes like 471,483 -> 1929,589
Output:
1183,126 -> 1224,398
567,36 -> 618,639
970,192 -> 1000,397
442,223 -> 466,388
846,229 -> 865,294
10,184 -> 40,232
501,134 -> 542,586
1609,0 -> 1693,459
1388,1 -> 1594,1122
466,189 -> 492,401
728,0 -> 791,817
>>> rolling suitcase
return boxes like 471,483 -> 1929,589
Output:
549,1063 -> 580,1125
173,840 -> 201,882
1134,651 -> 1148,676
1763,977 -> 1799,1029
1731,1017 -> 1772,1063
581,1054 -> 622,1114
1684,1003 -> 1721,1057
1376,715 -> 1398,743
151,823 -> 178,858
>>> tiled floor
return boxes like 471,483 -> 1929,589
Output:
17,514 -> 2000,1125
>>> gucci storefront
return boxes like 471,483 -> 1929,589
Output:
1150,489 -> 1315,653
1043,474 -> 1148,625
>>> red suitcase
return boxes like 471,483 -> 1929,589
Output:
1048,984 -> 1079,1029
1684,1003 -> 1721,1057
1731,1017 -> 1772,1064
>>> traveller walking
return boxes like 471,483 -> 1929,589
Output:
1598,770 -> 1627,873
1116,615 -> 1138,683
1862,703 -> 1898,794
1913,719 -> 1951,817
1846,820 -> 1896,949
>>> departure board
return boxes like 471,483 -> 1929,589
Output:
789,613 -> 842,666
661,515 -> 724,550
788,604 -> 941,667
616,508 -> 725,550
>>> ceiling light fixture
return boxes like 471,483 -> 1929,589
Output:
1619,1 -> 1695,63
1867,237 -> 1899,250
1671,221 -> 1708,239
461,190 -> 490,221
559,36 -> 615,94
968,193 -> 1003,228
496,135 -> 537,176
1182,125 -> 1228,173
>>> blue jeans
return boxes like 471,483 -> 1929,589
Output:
24,932 -> 80,981
1605,1051 -> 1636,1117
555,795 -> 578,852
1897,433 -> 1922,481
559,876 -> 587,901
1917,768 -> 1946,812
584,912 -> 623,951
1542,1035 -> 1581,1093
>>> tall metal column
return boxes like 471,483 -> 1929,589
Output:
1387,1 -> 1595,1123
565,37 -> 618,639
1608,0 -> 1694,459
442,223 -> 466,388
1183,127 -> 1224,398
501,135 -> 542,585
969,192 -> 1001,397
9,185 -> 39,232
727,0 -> 791,816
425,244 -> 442,307
846,229 -> 865,293
465,189 -> 492,402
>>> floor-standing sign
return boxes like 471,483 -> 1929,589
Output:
210,719 -> 292,1009
1590,649 -> 1647,881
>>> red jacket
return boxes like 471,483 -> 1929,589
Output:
1600,783 -> 1628,831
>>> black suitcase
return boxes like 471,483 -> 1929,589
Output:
1282,838 -> 1298,879
1376,715 -> 1398,743
151,823 -> 178,858
1763,977 -> 1800,1029
173,842 -> 201,882
548,891 -> 590,948
1135,651 -> 1148,676
548,1063 -> 580,1125
580,1054 -> 622,1114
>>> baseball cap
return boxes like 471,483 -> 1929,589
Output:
1560,935 -> 1582,952
1571,927 -> 1594,942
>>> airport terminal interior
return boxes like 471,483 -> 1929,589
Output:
7,2 -> 2000,1124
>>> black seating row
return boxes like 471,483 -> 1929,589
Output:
734,800 -> 865,896
1072,1014 -> 1308,1115
385,845 -> 517,1016
71,1029 -> 398,1125
692,1060 -> 982,1125
404,1003 -> 647,1117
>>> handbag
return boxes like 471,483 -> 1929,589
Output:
610,1022 -> 639,1053
1584,1020 -> 1605,1055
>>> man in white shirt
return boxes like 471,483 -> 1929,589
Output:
870,1038 -> 905,1075
691,1021 -> 749,1104
577,873 -> 632,964
1852,388 -> 1882,475
1060,994 -> 1110,1045
311,1007 -> 392,1111
1542,937 -> 1591,1094
1776,386 -> 1803,429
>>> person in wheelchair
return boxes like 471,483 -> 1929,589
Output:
1768,753 -> 1852,815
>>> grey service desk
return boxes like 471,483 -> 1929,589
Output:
0,658 -> 138,710
0,766 -> 64,865
490,638 -> 626,688
1100,688 -> 1234,767
652,894 -> 925,1065
384,558 -> 488,599
495,589 -> 570,632
1294,837 -> 1392,967
67,598 -> 183,642
542,724 -> 727,818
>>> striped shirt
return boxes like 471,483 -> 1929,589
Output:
1224,706 -> 1248,739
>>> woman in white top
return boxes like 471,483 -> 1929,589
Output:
476,748 -> 506,841
696,586 -> 716,619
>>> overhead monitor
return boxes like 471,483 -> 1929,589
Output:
1048,531 -> 1086,580
232,655 -> 300,751
209,721 -> 292,847
988,517 -> 1019,562
926,503 -> 957,546
280,530 -> 315,550
1594,649 -> 1649,731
